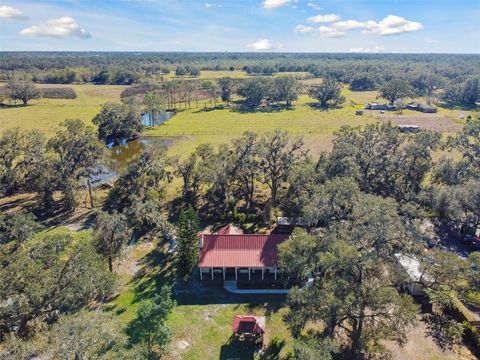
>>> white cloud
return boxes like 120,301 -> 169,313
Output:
349,46 -> 387,53
363,15 -> 423,36
0,5 -> 27,20
307,13 -> 340,23
332,20 -> 366,30
204,3 -> 221,8
318,26 -> 345,38
246,39 -> 273,50
20,16 -> 91,38
295,24 -> 315,33
307,3 -> 321,11
263,0 -> 291,9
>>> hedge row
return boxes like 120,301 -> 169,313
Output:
40,88 -> 77,99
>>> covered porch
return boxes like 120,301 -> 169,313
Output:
199,266 -> 281,281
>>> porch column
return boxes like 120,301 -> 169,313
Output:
200,268 -> 203,280
223,267 -> 226,281
211,267 -> 214,280
262,268 -> 264,280
248,267 -> 251,280
274,267 -> 277,280
235,267 -> 238,280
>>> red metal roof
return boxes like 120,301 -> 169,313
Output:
198,233 -> 289,268
233,315 -> 265,334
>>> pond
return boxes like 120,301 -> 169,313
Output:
91,136 -> 173,186
141,111 -> 175,127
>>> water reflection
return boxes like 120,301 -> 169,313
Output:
91,137 -> 172,186
141,111 -> 175,127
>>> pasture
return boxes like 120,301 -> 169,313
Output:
0,83 -> 127,136
1,80 -> 471,158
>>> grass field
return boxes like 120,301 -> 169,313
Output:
1,82 -> 471,158
144,94 -> 380,157
0,83 -> 127,136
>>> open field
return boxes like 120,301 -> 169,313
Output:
0,83 -> 127,136
1,82 -> 472,157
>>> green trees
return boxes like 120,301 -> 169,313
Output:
92,102 -> 142,141
411,72 -> 444,103
0,211 -> 41,248
6,81 -> 40,105
378,78 -> 415,105
218,77 -> 234,104
143,92 -> 166,125
308,77 -> 345,108
93,211 -> 131,272
176,206 -> 200,282
0,232 -> 114,338
237,77 -> 273,106
127,286 -> 175,359
3,311 -> 137,360
0,128 -> 46,196
349,73 -> 376,91
449,117 -> 480,169
279,196 -> 419,358
106,145 -> 172,213
329,123 -> 440,201
258,130 -> 306,207
273,76 -> 302,106
443,77 -> 480,108
48,119 -> 106,210
237,76 -> 301,107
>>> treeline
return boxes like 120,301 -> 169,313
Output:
2,52 -> 479,89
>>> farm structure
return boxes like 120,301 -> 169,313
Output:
406,102 -> 437,113
364,102 -> 397,111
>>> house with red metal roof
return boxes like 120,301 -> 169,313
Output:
198,225 -> 289,282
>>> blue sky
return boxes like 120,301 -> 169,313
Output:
0,0 -> 479,53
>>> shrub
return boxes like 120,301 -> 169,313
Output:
462,290 -> 480,311
40,87 -> 77,99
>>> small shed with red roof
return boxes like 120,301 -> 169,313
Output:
198,225 -> 289,281
233,315 -> 265,343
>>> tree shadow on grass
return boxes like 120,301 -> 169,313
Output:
230,102 -> 296,114
308,102 -> 338,111
264,337 -> 289,360
219,335 -> 259,360
127,243 -> 176,305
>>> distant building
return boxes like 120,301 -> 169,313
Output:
399,125 -> 420,133
407,102 -> 437,113
419,104 -> 437,113
364,102 -> 397,111
365,102 -> 388,110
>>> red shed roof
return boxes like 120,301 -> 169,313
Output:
198,233 -> 289,268
233,315 -> 265,334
